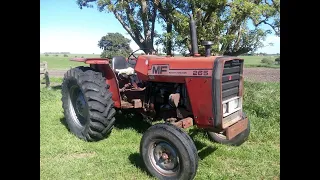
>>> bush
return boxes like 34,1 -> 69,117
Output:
261,58 -> 273,65
275,57 -> 280,64
81,56 -> 84,58
54,54 -> 58,57
63,54 -> 68,57
45,53 -> 49,56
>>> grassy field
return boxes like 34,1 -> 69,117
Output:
40,54 -> 280,70
40,79 -> 280,179
239,56 -> 280,68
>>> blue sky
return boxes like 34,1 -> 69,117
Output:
40,0 -> 280,54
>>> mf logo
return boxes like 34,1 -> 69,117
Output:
151,65 -> 169,75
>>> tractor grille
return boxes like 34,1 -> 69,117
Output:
222,60 -> 243,101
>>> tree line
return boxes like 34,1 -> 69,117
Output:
77,0 -> 279,57
44,52 -> 70,54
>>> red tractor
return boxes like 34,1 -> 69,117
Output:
61,16 -> 250,180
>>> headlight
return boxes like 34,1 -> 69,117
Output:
228,99 -> 238,110
233,98 -> 239,108
223,103 -> 227,113
222,97 -> 241,117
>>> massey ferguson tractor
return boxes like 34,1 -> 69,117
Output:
61,15 -> 250,180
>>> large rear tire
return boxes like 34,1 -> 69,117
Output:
61,66 -> 116,141
140,123 -> 198,180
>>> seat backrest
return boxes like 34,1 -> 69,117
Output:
112,56 -> 127,70
127,59 -> 137,68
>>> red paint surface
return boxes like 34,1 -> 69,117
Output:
70,58 -> 109,64
185,77 -> 214,128
96,65 -> 121,108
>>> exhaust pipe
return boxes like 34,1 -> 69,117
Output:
188,14 -> 198,56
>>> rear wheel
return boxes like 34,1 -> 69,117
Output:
61,66 -> 116,141
140,123 -> 198,180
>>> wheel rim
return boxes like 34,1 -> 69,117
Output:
215,132 -> 227,139
68,84 -> 88,127
148,140 -> 180,176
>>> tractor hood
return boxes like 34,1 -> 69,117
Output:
144,55 -> 218,70
134,55 -> 224,82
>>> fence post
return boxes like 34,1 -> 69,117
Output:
45,71 -> 50,88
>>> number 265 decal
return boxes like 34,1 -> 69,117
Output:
193,70 -> 209,76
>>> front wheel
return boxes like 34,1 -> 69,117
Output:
207,113 -> 250,146
140,123 -> 198,180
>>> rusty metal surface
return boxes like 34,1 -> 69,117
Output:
172,117 -> 193,129
120,101 -> 134,109
225,118 -> 248,140
222,111 -> 242,129
176,108 -> 192,119
132,99 -> 142,108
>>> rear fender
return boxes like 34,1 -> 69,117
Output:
70,58 -> 110,64
70,58 -> 121,108
96,64 -> 121,108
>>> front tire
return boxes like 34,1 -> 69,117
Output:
61,66 -> 116,141
140,123 -> 198,180
207,113 -> 250,146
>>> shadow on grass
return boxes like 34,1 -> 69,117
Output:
114,110 -> 152,134
60,110 -> 216,160
188,128 -> 207,139
194,140 -> 217,160
128,153 -> 150,175
188,128 -> 218,160
60,117 -> 69,130
51,85 -> 62,90
59,110 -> 151,136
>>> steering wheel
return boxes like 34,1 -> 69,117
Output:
128,51 -> 138,60
127,48 -> 155,66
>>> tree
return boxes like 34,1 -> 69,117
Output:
77,0 -> 158,54
156,0 -> 280,56
98,33 -> 132,58
77,0 -> 280,56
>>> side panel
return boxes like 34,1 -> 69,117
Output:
96,64 -> 121,108
135,55 -> 217,83
147,56 -> 217,69
147,64 -> 212,83
134,56 -> 149,81
185,77 -> 214,128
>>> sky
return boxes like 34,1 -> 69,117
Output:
40,0 -> 280,54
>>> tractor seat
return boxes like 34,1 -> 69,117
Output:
112,56 -> 128,70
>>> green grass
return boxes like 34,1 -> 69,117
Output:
40,54 -> 97,70
40,79 -> 279,179
238,56 -> 280,68
40,54 -> 279,70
